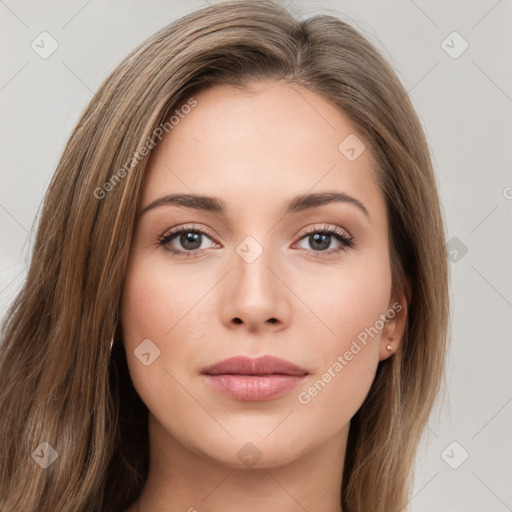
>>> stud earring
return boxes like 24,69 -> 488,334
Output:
386,344 -> 393,352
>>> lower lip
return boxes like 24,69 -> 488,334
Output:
203,374 -> 307,401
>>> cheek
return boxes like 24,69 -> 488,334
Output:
119,253 -> 215,385
292,254 -> 391,414
121,255 -> 204,343
296,252 -> 392,349
120,255 -> 171,362
119,256 -> 198,424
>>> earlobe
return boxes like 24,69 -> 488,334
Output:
379,337 -> 396,361
378,290 -> 409,361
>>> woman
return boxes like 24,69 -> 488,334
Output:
0,1 -> 450,511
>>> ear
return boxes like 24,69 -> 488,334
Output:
378,281 -> 410,362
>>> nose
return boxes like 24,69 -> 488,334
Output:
220,240 -> 292,333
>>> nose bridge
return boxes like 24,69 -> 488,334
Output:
235,233 -> 276,294
234,231 -> 279,302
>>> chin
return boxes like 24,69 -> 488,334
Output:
187,429 -> 308,470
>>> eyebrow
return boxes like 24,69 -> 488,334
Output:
141,191 -> 369,218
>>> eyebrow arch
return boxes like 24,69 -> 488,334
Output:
141,191 -> 369,218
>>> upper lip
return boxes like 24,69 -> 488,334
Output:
201,355 -> 308,376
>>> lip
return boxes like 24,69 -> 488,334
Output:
201,355 -> 308,376
201,355 -> 309,401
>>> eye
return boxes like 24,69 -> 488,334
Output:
157,223 -> 355,259
293,224 -> 354,257
158,225 -> 217,258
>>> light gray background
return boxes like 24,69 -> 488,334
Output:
1,1 -> 511,510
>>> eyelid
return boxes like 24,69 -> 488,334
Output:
160,223 -> 218,242
296,223 -> 352,241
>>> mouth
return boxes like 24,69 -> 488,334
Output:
201,355 -> 309,401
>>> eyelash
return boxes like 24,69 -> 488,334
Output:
157,224 -> 355,259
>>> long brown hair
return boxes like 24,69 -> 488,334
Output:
0,1 -> 450,510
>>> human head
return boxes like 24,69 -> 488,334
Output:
0,2 -> 449,511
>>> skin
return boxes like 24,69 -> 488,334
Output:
121,81 -> 408,512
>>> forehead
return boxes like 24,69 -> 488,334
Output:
141,81 -> 386,224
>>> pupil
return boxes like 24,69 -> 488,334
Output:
181,232 -> 201,250
311,233 -> 330,251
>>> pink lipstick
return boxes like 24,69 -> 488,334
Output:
201,355 -> 308,401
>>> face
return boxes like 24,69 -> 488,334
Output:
120,81 -> 406,469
